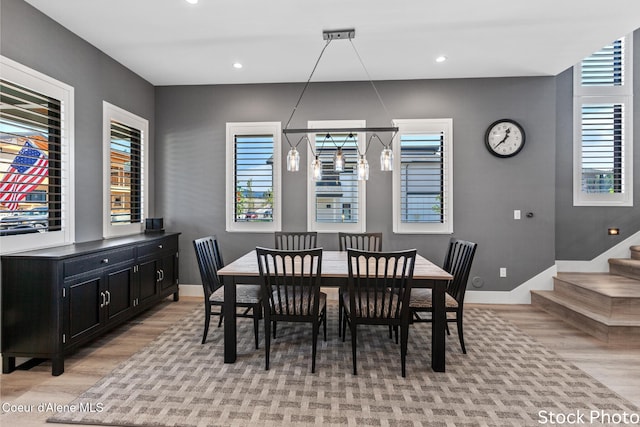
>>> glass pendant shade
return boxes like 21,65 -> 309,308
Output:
334,147 -> 345,172
311,156 -> 322,181
287,147 -> 300,172
380,147 -> 394,171
357,155 -> 369,181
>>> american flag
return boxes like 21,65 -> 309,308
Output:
0,140 -> 49,211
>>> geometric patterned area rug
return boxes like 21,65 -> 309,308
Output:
48,303 -> 639,427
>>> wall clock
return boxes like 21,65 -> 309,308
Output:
484,119 -> 525,158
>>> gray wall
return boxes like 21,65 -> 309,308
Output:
0,0 -> 156,243
156,78 -> 557,291
555,30 -> 640,260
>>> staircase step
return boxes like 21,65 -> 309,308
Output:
531,290 -> 640,346
630,245 -> 640,260
609,258 -> 640,281
554,273 -> 640,321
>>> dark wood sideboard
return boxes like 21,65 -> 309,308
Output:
1,232 -> 180,376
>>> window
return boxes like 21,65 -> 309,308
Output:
573,36 -> 633,206
306,120 -> 366,233
392,119 -> 453,234
103,102 -> 148,238
226,122 -> 281,232
0,56 -> 74,252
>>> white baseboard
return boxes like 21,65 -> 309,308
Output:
466,265 -> 557,305
467,230 -> 640,305
555,230 -> 640,273
179,284 -> 203,297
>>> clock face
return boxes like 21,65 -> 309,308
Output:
485,119 -> 525,158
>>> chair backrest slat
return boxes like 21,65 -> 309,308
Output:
274,231 -> 318,250
193,236 -> 224,299
347,248 -> 416,320
442,238 -> 478,304
256,246 -> 323,317
338,232 -> 382,251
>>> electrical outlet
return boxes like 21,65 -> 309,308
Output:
499,268 -> 507,277
514,210 -> 521,220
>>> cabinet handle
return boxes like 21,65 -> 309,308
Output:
158,244 -> 163,249
102,258 -> 109,264
156,270 -> 161,282
100,292 -> 106,308
105,290 -> 111,305
160,269 -> 164,281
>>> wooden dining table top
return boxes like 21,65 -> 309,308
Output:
217,249 -> 453,282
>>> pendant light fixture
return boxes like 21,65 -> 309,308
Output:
357,154 -> 369,181
380,146 -> 394,171
333,147 -> 345,172
286,146 -> 300,172
282,28 -> 398,181
311,156 -> 322,181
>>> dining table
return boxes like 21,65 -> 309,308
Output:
216,250 -> 453,372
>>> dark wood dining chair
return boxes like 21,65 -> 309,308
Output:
337,232 -> 383,337
274,231 -> 318,250
342,248 -> 416,377
193,236 -> 262,348
256,246 -> 326,373
409,238 -> 477,354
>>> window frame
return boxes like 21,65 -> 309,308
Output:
306,120 -> 367,234
0,55 -> 75,253
102,101 -> 149,238
392,118 -> 453,234
573,35 -> 633,207
225,122 -> 282,233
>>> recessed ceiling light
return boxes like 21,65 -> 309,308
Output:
233,62 -> 243,69
435,56 -> 447,63
185,0 -> 198,4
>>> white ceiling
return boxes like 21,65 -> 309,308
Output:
24,0 -> 640,86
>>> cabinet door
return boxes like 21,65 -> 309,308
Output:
67,276 -> 103,343
105,266 -> 134,324
159,253 -> 178,290
138,259 -> 159,304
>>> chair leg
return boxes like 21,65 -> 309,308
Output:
217,312 -> 223,328
202,304 -> 211,345
351,323 -> 357,375
400,323 -> 409,378
445,321 -> 451,335
264,311 -> 271,370
322,308 -> 327,341
342,312 -> 348,342
273,320 -> 277,339
457,315 -> 466,354
253,305 -> 260,350
338,291 -> 343,337
311,320 -> 319,373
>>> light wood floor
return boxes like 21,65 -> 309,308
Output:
1,297 -> 639,426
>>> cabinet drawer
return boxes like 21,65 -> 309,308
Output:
137,237 -> 177,258
64,247 -> 135,278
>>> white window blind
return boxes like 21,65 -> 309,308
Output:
226,122 -> 281,233
393,119 -> 453,234
580,39 -> 624,87
574,35 -> 633,206
109,120 -> 142,225
307,120 -> 366,233
0,56 -> 74,253
102,102 -> 148,238
234,135 -> 274,223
